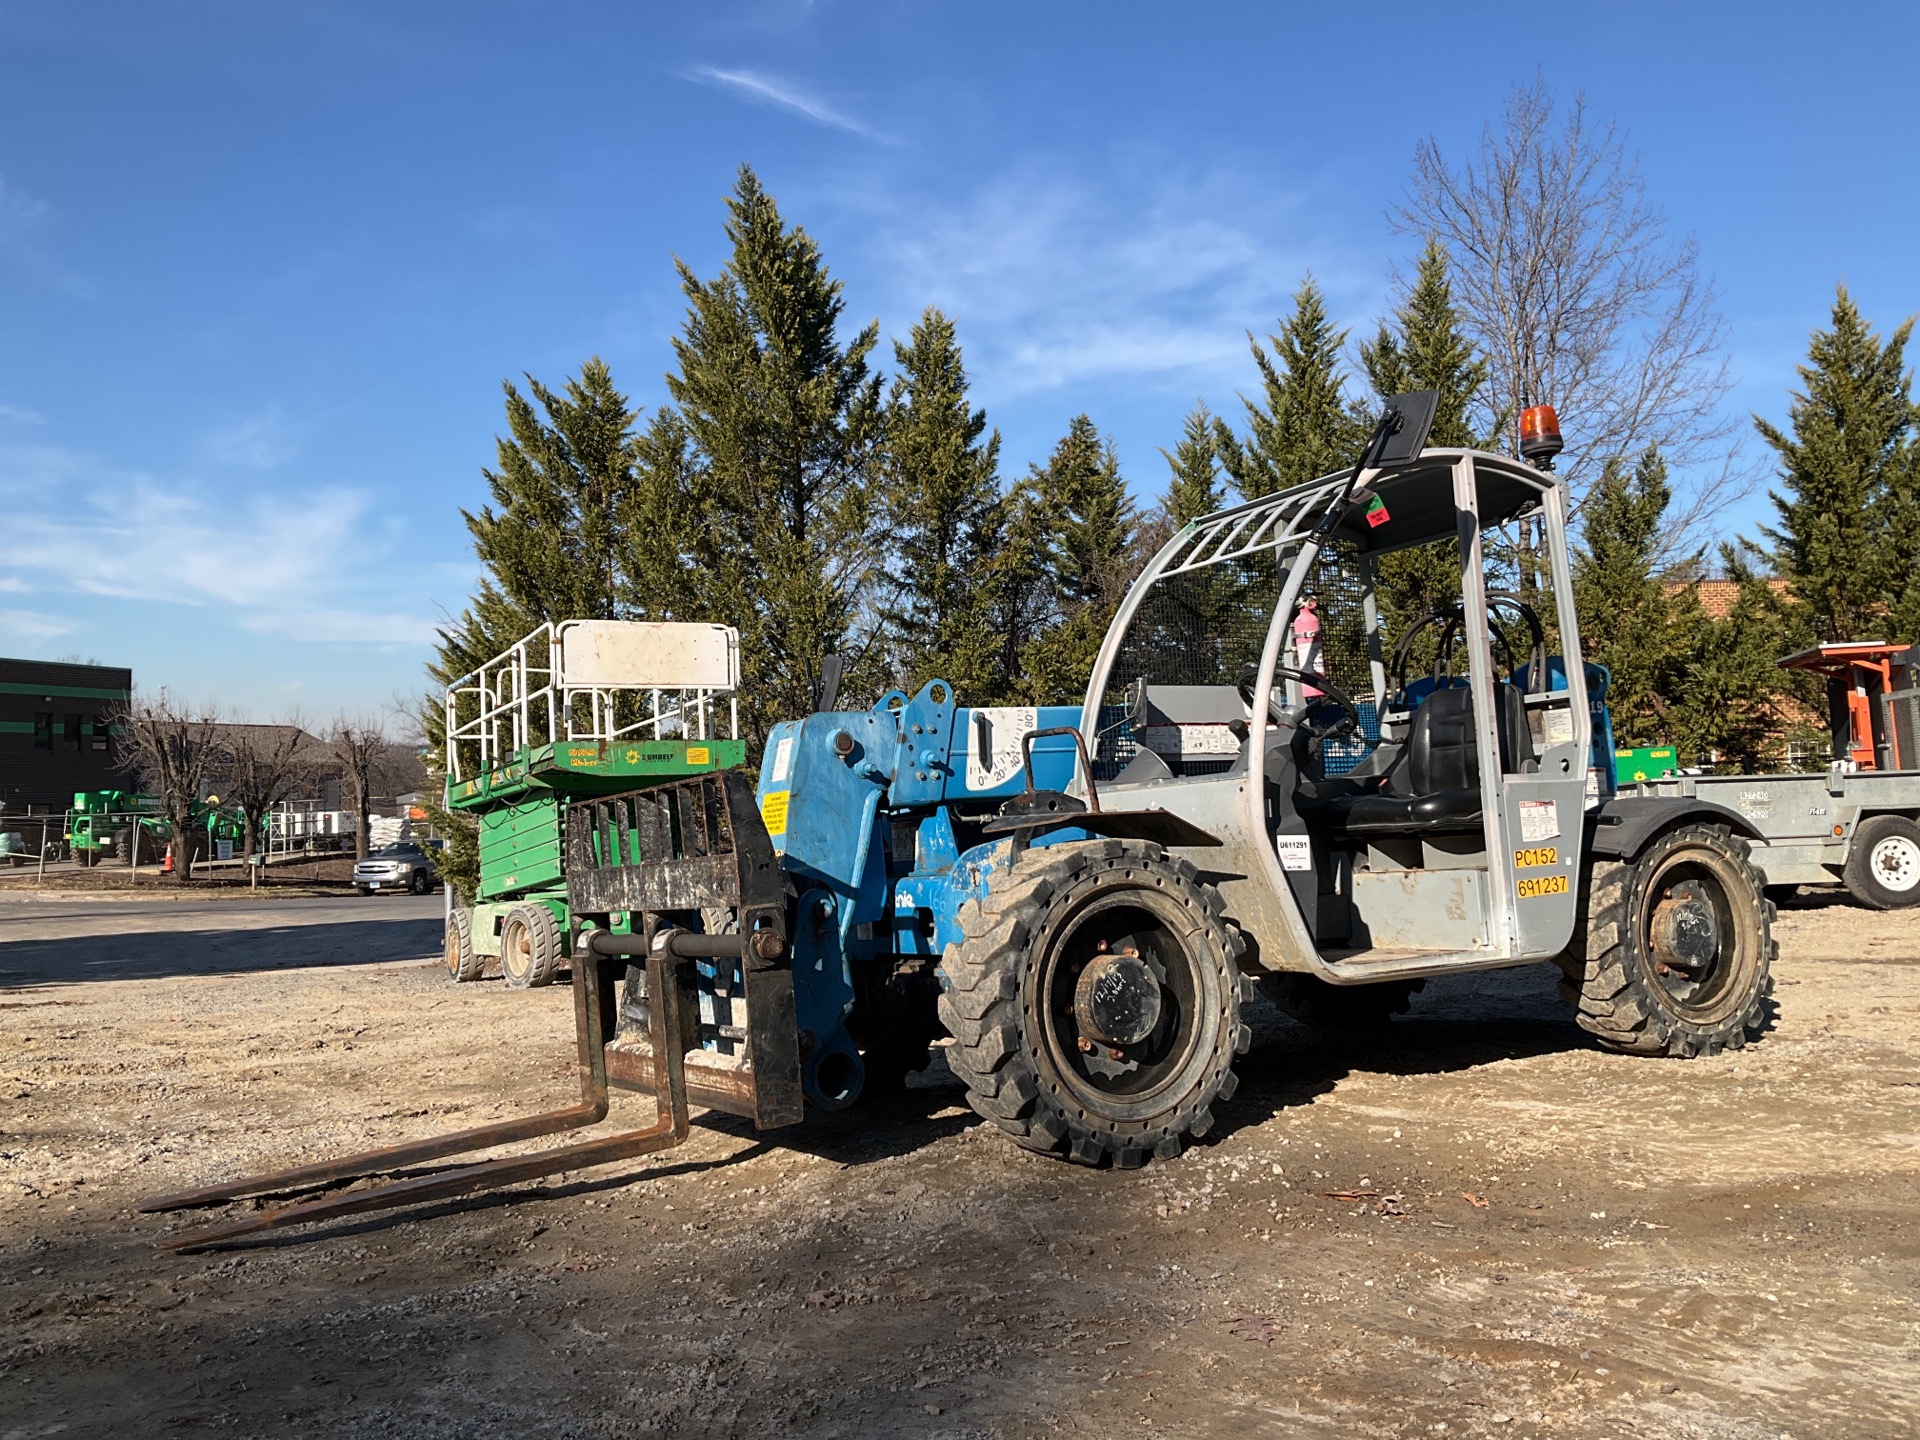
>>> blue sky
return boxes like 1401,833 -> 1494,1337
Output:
1,1 -> 1915,718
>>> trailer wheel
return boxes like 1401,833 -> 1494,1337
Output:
500,904 -> 563,989
1260,974 -> 1424,1028
938,839 -> 1250,1167
1558,824 -> 1775,1058
1842,815 -> 1920,909
444,908 -> 484,983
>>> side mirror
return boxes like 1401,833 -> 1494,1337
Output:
1371,389 -> 1441,468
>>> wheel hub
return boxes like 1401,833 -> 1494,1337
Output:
1872,835 -> 1920,892
1649,885 -> 1719,973
1073,950 -> 1162,1048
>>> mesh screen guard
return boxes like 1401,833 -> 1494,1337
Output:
1094,541 -> 1386,779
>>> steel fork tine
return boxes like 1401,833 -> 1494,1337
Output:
154,951 -> 691,1251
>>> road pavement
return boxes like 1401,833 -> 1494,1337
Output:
0,892 -> 445,988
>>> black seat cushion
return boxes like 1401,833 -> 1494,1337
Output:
1330,786 -> 1483,835
1316,685 -> 1530,838
1406,686 -> 1479,795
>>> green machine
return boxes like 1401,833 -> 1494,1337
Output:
440,620 -> 745,988
66,790 -> 169,865
68,790 -> 253,867
1615,744 -> 1679,786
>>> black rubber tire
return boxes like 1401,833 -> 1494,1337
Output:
1260,973 -> 1425,1028
409,869 -> 432,896
500,904 -> 563,989
937,839 -> 1252,1168
444,907 -> 484,983
1557,824 -> 1775,1057
1842,814 -> 1920,910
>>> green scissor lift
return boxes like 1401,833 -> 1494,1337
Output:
441,620 -> 746,987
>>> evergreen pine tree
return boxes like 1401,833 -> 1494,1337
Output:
1882,441 -> 1920,644
1360,239 -> 1489,448
1160,401 -> 1225,526
975,486 -> 1056,706
1673,545 -> 1804,770
879,308 -> 1004,697
1017,417 -> 1137,702
457,358 -> 639,652
1758,286 -> 1917,641
1216,277 -> 1364,499
1360,241 -> 1491,637
1571,449 -> 1705,748
639,165 -> 883,742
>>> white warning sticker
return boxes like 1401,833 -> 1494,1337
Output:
1519,799 -> 1560,843
1140,723 -> 1242,758
770,735 -> 796,785
1275,835 -> 1314,872
965,706 -> 1038,791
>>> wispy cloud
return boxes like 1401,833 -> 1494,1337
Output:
0,176 -> 47,235
689,65 -> 890,141
0,608 -> 77,641
0,441 -> 442,648
864,159 -> 1384,404
0,404 -> 45,425
200,405 -> 299,470
0,575 -> 29,593
0,174 -> 97,300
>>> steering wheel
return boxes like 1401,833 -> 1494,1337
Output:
1237,663 -> 1363,746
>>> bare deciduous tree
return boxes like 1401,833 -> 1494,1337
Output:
216,719 -> 320,863
113,693 -> 222,884
328,716 -> 422,860
329,717 -> 386,861
1396,79 -> 1740,544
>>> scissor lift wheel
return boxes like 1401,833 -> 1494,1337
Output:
500,904 -> 563,989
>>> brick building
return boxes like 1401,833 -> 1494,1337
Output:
0,657 -> 133,812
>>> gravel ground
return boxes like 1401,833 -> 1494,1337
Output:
2,890 -> 1915,1438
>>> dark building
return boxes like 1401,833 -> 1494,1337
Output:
0,657 -> 133,812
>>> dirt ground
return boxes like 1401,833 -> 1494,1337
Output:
3,892 -> 1916,1439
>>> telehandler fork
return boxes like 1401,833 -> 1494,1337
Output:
143,770 -> 796,1252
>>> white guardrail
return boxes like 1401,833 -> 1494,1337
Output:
445,620 -> 741,780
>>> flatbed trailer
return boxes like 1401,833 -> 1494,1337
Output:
1623,765 -> 1920,908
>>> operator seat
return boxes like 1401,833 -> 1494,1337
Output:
1316,684 -> 1532,836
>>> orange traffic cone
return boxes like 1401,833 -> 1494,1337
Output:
161,843 -> 174,875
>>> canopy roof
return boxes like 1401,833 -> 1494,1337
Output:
1167,449 -> 1553,575
1776,642 -> 1902,676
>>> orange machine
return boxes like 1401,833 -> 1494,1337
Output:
1776,642 -> 1918,771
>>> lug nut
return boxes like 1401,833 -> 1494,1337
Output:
1108,1048 -> 1125,1060
1077,1036 -> 1094,1053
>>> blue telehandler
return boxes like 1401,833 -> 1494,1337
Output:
147,395 -> 1775,1249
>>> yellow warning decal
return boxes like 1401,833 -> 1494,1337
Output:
760,790 -> 790,836
1514,846 -> 1558,869
685,746 -> 711,766
1517,874 -> 1570,899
